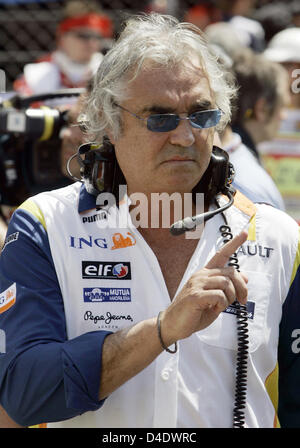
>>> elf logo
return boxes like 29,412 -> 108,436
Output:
82,261 -> 131,280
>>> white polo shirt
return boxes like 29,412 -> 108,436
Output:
24,182 -> 299,427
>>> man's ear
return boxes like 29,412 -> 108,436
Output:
253,97 -> 268,122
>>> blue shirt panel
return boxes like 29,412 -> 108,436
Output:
0,207 -> 111,426
278,263 -> 300,428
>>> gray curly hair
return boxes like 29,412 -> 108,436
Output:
84,13 -> 237,142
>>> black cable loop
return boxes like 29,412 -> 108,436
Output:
233,301 -> 249,428
219,223 -> 249,428
219,225 -> 240,271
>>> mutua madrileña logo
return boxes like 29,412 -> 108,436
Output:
83,287 -> 131,302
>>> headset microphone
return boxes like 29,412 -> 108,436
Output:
170,147 -> 236,236
170,190 -> 234,236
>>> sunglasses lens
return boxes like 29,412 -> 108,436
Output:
146,110 -> 221,132
147,114 -> 178,132
74,32 -> 102,41
190,110 -> 221,128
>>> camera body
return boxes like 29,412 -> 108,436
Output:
0,90 -> 83,207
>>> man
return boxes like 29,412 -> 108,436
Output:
13,1 -> 113,95
0,14 -> 299,428
264,27 -> 300,110
204,27 -> 287,210
220,50 -> 289,210
261,27 -> 300,223
212,0 -> 265,51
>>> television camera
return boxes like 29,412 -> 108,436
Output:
0,89 -> 84,209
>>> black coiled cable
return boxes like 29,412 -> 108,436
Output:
219,224 -> 249,428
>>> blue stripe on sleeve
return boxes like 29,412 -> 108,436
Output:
278,259 -> 300,428
0,208 -> 111,426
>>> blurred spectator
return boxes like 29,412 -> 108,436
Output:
260,26 -> 300,223
219,50 -> 289,210
145,0 -> 179,16
204,19 -> 288,209
183,2 -> 222,30
253,2 -> 292,44
204,21 -> 248,60
231,52 -> 290,150
215,0 -> 256,18
214,0 -> 265,51
13,1 -> 113,96
264,27 -> 300,109
290,0 -> 300,27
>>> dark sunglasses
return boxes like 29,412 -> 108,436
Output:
115,104 -> 222,132
72,31 -> 102,41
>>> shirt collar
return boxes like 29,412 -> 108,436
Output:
77,183 -> 131,214
78,183 -> 97,213
231,124 -> 260,162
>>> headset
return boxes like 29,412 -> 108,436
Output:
71,138 -> 249,428
72,137 -> 236,208
71,136 -> 125,199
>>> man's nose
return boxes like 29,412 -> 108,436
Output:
168,119 -> 195,147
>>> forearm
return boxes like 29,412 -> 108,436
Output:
99,231 -> 249,401
99,317 -> 163,400
0,332 -> 111,427
0,405 -> 24,428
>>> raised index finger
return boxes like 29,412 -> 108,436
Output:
205,230 -> 248,269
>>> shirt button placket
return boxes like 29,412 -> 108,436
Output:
153,349 -> 179,427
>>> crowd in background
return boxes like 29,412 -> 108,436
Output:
0,0 -> 299,428
0,0 -> 299,248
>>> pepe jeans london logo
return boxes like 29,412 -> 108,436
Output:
84,310 -> 133,329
